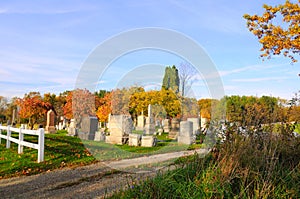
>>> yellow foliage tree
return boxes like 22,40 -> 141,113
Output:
244,0 -> 300,62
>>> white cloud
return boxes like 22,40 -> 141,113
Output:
232,76 -> 289,83
219,63 -> 290,77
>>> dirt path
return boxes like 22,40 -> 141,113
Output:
0,149 -> 208,199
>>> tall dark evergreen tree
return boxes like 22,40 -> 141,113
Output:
162,65 -> 179,93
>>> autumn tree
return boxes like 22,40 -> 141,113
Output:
96,92 -> 112,123
244,0 -> 300,62
180,97 -> 199,120
63,89 -> 96,123
198,98 -> 220,120
159,88 -> 181,118
288,91 -> 300,121
17,92 -> 51,128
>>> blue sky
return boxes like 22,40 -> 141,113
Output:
0,0 -> 299,100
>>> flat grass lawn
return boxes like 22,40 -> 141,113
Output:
0,131 -> 203,179
0,130 -> 96,179
83,133 -> 191,161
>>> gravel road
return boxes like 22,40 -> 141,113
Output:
0,149 -> 208,199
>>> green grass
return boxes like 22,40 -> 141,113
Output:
0,130 -> 204,179
0,130 -> 96,179
82,139 -> 188,161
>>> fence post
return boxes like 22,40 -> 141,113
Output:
6,125 -> 11,148
18,127 -> 24,154
37,128 -> 45,163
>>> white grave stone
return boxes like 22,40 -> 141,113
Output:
106,115 -> 132,145
144,104 -> 155,135
187,118 -> 200,135
136,114 -> 145,131
128,134 -> 141,146
94,129 -> 106,141
141,135 -> 157,147
68,119 -> 77,136
178,121 -> 195,145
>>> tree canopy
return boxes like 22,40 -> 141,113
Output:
162,65 -> 180,93
244,0 -> 300,62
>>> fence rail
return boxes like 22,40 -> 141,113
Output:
0,125 -> 45,163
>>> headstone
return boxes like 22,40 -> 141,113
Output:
78,116 -> 98,140
128,134 -> 141,146
187,118 -> 200,135
106,115 -> 132,145
155,120 -> 161,127
12,109 -> 16,124
157,128 -> 163,135
141,135 -> 157,147
178,121 -> 195,145
58,122 -> 63,130
68,119 -> 77,136
144,104 -> 155,135
45,110 -> 56,134
169,118 -> 180,139
163,119 -> 170,133
136,114 -> 145,131
94,128 -> 106,141
201,116 -> 208,128
62,118 -> 67,129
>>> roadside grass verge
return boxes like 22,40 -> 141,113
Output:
110,129 -> 300,198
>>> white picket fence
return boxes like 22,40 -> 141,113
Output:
0,125 -> 45,163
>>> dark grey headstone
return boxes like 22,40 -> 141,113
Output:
79,116 -> 98,140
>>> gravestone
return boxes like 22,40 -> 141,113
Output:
106,115 -> 132,145
12,109 -> 16,124
144,104 -> 155,135
45,110 -> 56,134
155,120 -> 161,127
169,118 -> 180,139
78,116 -> 98,140
187,118 -> 200,135
94,128 -> 106,141
200,116 -> 208,129
128,134 -> 141,146
141,135 -> 157,147
163,119 -> 170,133
68,119 -> 77,136
178,121 -> 195,145
157,128 -> 163,135
136,114 -> 145,131
58,122 -> 63,130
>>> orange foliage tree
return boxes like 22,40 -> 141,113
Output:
63,89 -> 97,122
96,92 -> 112,123
244,0 -> 300,62
17,92 -> 51,127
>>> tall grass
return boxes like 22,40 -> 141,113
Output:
111,123 -> 300,198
